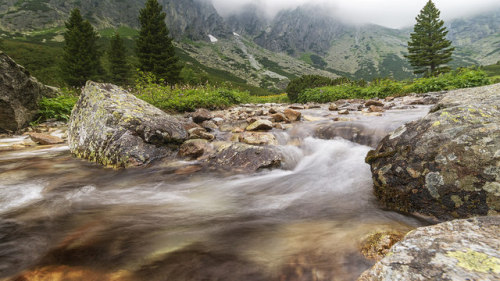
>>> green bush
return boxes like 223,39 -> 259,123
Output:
38,90 -> 79,121
298,68 -> 491,103
134,72 -> 250,112
286,75 -> 350,102
410,68 -> 490,93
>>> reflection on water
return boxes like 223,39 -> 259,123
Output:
0,108 -> 430,281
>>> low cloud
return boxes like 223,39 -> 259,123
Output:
210,0 -> 500,28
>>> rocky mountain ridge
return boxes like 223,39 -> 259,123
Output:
0,0 -> 499,82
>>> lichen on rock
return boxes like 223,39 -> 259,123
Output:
68,81 -> 188,168
358,216 -> 500,281
367,84 -> 500,220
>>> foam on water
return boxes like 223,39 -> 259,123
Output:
0,181 -> 46,214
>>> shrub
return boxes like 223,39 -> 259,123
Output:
410,68 -> 490,93
38,90 -> 79,121
298,68 -> 491,104
286,75 -> 350,102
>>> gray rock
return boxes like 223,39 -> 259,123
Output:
188,127 -> 215,141
0,52 -> 58,133
365,100 -> 384,107
192,108 -> 213,123
179,139 -> 209,159
328,103 -> 338,111
239,132 -> 278,146
200,120 -> 218,131
68,82 -> 188,168
246,119 -> 273,131
202,142 -> 282,172
358,216 -> 500,281
271,113 -> 287,122
366,84 -> 500,220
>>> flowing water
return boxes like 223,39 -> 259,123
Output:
0,107 -> 431,281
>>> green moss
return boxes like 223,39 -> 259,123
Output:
365,149 -> 397,164
447,250 -> 500,273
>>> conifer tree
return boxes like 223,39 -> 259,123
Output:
60,8 -> 103,87
108,32 -> 131,85
405,0 -> 455,77
136,0 -> 182,83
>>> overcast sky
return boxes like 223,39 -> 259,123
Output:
211,0 -> 500,28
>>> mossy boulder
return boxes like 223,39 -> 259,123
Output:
367,84 -> 500,220
68,82 -> 188,168
358,216 -> 500,280
0,52 -> 58,133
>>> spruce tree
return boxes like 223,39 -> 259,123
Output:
405,0 -> 455,77
108,32 -> 131,85
60,8 -> 103,87
136,0 -> 182,84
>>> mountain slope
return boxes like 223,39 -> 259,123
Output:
0,0 -> 498,86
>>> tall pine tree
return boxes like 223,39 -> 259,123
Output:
108,32 -> 131,85
405,0 -> 454,77
60,8 -> 103,87
136,0 -> 182,84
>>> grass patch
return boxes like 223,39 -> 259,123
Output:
134,72 -> 251,112
249,93 -> 289,104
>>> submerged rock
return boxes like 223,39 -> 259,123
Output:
358,216 -> 500,281
68,82 -> 188,168
0,52 -> 58,133
367,84 -> 500,220
359,230 -> 405,261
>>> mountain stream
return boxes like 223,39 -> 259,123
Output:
0,106 -> 431,281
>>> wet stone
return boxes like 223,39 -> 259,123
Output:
29,133 -> 64,145
246,120 -> 273,131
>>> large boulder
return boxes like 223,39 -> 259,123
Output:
358,216 -> 500,281
366,84 -> 500,220
0,52 -> 58,133
68,82 -> 188,168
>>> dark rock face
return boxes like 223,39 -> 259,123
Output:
68,82 -> 188,168
0,52 -> 58,133
358,216 -> 500,281
254,5 -> 346,56
202,142 -> 283,173
367,84 -> 500,220
0,0 -> 230,41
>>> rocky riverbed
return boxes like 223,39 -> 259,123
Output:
0,82 -> 499,281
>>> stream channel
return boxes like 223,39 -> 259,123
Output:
0,105 -> 431,281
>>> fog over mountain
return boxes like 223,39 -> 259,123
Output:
211,0 -> 500,28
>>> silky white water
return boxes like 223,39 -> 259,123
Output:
0,107 -> 431,281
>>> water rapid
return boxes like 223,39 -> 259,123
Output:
0,106 -> 431,281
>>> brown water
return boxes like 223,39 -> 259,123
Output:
0,107 -> 431,281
